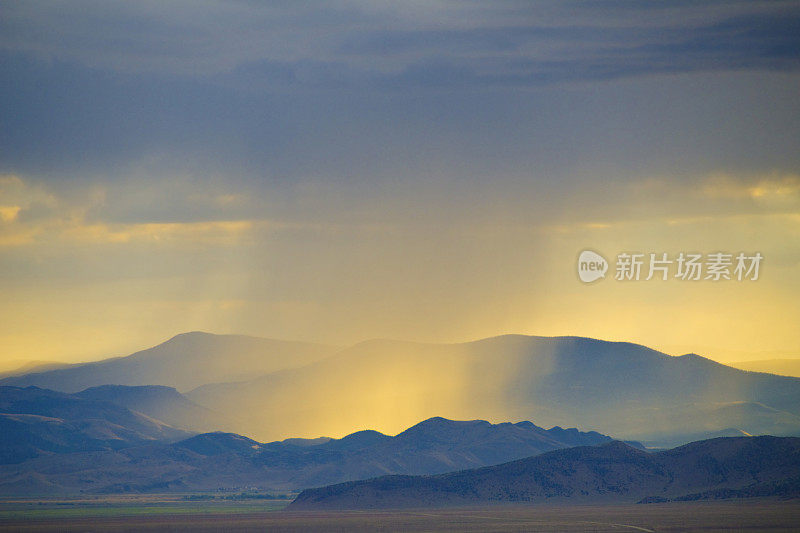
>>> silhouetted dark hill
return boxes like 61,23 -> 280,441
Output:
323,430 -> 388,451
75,385 -> 233,433
0,416 -> 632,495
372,417 -> 631,474
0,386 -> 190,464
1,332 -> 337,393
0,413 -> 107,464
175,432 -> 262,456
187,335 -> 800,443
290,436 -> 800,509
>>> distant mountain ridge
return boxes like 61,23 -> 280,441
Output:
186,335 -> 800,442
75,385 -> 234,433
0,386 -> 191,464
0,361 -> 71,379
290,436 -> 800,509
5,333 -> 800,444
732,359 -> 800,378
0,332 -> 337,392
0,415 -> 633,495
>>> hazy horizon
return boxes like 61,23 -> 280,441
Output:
2,329 -> 799,372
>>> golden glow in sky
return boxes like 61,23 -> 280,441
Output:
1,168 -> 798,367
1,2 -> 799,369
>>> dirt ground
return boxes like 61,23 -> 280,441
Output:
1,499 -> 799,532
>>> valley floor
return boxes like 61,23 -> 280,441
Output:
0,498 -> 798,532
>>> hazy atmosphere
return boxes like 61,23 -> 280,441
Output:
2,0 -> 800,365
3,3 -> 800,528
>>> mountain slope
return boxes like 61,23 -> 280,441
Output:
0,332 -> 337,392
290,436 -> 800,509
0,386 -> 191,464
0,361 -> 71,379
75,385 -> 234,433
0,416 -> 631,494
732,359 -> 800,378
187,335 -> 800,442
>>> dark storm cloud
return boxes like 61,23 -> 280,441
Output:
1,0 -> 799,214
344,11 -> 800,87
3,1 -> 798,83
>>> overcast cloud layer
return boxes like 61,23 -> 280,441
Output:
2,0 -> 799,184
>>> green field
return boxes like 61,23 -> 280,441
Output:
0,495 -> 289,521
1,498 -> 799,532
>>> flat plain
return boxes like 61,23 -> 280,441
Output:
1,498 -> 799,532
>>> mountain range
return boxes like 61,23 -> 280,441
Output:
0,385 -> 635,495
4,332 -> 800,446
290,436 -> 800,509
2,329 -> 800,505
0,332 -> 336,392
0,386 -> 191,464
188,335 -> 800,444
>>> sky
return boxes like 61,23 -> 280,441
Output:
1,0 -> 799,366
